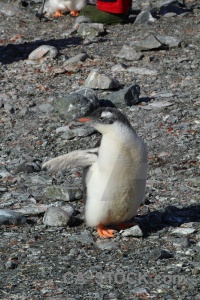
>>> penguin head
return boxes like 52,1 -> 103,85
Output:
79,107 -> 133,135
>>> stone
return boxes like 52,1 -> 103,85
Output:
64,53 -> 90,65
140,101 -> 174,110
5,259 -> 18,269
111,63 -> 127,72
77,23 -> 105,39
151,249 -> 174,260
171,228 -> 196,236
28,45 -> 58,60
84,70 -> 121,90
74,16 -> 91,27
127,67 -> 158,75
96,240 -> 118,250
0,168 -> 11,178
75,87 -> 98,103
67,230 -> 94,245
155,35 -> 182,48
132,35 -> 162,51
14,161 -> 41,174
121,225 -> 143,237
60,127 -> 95,140
106,84 -> 140,107
38,103 -> 54,113
0,209 -> 26,225
43,206 -> 74,226
44,186 -> 82,201
173,237 -> 190,248
134,9 -> 156,25
0,2 -> 22,17
115,45 -> 142,61
54,88 -> 99,120
15,205 -> 48,216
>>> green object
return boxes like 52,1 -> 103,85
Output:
79,4 -> 129,24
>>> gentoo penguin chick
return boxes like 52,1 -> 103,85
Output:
42,107 -> 148,238
47,0 -> 86,17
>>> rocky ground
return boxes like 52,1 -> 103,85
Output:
0,0 -> 200,299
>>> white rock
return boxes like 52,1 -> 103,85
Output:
171,228 -> 196,236
115,45 -> 142,61
28,45 -> 58,60
127,67 -> 158,75
121,225 -> 143,237
84,70 -> 120,90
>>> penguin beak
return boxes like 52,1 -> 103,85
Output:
78,117 -> 91,123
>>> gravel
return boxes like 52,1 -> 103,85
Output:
0,0 -> 200,299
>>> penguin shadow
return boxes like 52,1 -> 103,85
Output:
0,36 -> 83,65
135,204 -> 200,237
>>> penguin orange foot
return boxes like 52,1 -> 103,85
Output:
97,224 -> 115,238
53,10 -> 64,17
70,10 -> 79,16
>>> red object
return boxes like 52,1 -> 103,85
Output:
97,0 -> 132,14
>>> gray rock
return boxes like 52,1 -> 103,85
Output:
127,67 -> 158,75
54,89 -> 99,120
0,168 -> 11,178
140,101 -> 174,110
151,249 -> 174,260
155,34 -> 182,48
132,35 -> 162,51
0,2 -> 22,17
111,63 -> 127,72
115,45 -> 142,61
28,45 -> 58,60
67,230 -> 94,245
38,103 -> 54,113
74,16 -> 91,27
14,161 -> 41,174
173,237 -> 190,248
84,70 -> 121,90
76,87 -> 98,102
77,23 -> 105,39
44,186 -> 82,201
96,240 -> 118,250
171,228 -> 196,236
43,206 -> 74,226
106,84 -> 140,107
0,209 -> 26,225
5,259 -> 18,269
134,9 -> 156,25
15,205 -> 48,216
60,126 -> 95,140
64,53 -> 90,65
121,225 -> 143,237
132,34 -> 182,51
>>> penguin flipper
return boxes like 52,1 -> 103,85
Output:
42,148 -> 98,172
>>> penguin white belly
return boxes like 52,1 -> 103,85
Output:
65,0 -> 84,11
85,140 -> 147,227
48,0 -> 71,12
